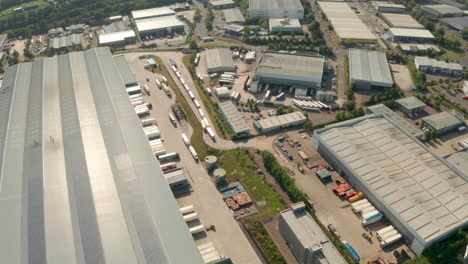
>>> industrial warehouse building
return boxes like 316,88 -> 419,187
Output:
388,28 -> 435,43
49,34 -> 82,50
279,202 -> 347,264
440,16 -> 468,31
349,49 -> 394,89
313,114 -> 468,255
373,2 -> 407,13
135,15 -> 185,38
421,4 -> 464,17
0,47 -> 203,263
248,0 -> 304,19
251,51 -> 324,96
380,13 -> 425,29
318,2 -> 376,42
422,110 -> 465,134
209,0 -> 236,10
131,6 -> 175,20
99,30 -> 136,47
0,34 -> 7,51
205,48 -> 236,73
113,54 -> 138,87
269,18 -> 302,33
223,8 -> 245,24
414,56 -> 463,77
219,101 -> 250,135
396,96 -> 426,116
254,111 -> 306,133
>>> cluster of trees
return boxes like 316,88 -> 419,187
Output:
0,0 -> 185,38
193,8 -> 201,23
204,7 -> 214,31
245,221 -> 286,264
335,107 -> 365,121
463,29 -> 468,41
365,86 -> 403,106
245,36 -> 323,51
423,129 -> 438,141
0,0 -> 36,12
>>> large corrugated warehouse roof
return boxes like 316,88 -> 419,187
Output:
389,28 -> 435,38
349,49 -> 393,87
368,104 -> 423,138
103,21 -> 131,33
440,16 -> 468,31
131,6 -> 175,20
315,115 -> 468,247
318,2 -> 376,40
113,54 -> 138,86
223,8 -> 245,24
0,47 -> 203,264
255,51 -> 324,84
135,16 -> 185,34
49,34 -> 82,49
255,112 -> 306,131
249,0 -> 303,10
219,101 -> 250,134
205,48 -> 236,72
421,4 -> 464,16
380,13 -> 425,29
99,30 -> 136,46
422,110 -> 465,131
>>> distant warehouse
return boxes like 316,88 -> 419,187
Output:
254,112 -> 306,133
218,101 -> 250,135
223,8 -> 245,25
279,202 -> 347,264
248,0 -> 304,19
388,28 -> 435,43
415,56 -> 463,77
135,15 -> 185,38
131,6 -> 175,20
49,34 -> 82,50
269,18 -> 302,33
99,30 -> 136,47
205,48 -> 236,73
422,110 -> 465,134
209,0 -> 236,10
372,2 -> 406,13
421,4 -> 464,17
349,49 -> 393,89
379,13 -> 425,29
440,16 -> 468,31
313,114 -> 468,255
251,51 -> 324,97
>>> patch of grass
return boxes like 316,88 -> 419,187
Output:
182,54 -> 234,139
438,49 -> 465,62
147,55 -> 210,158
0,0 -> 46,15
245,221 -> 286,264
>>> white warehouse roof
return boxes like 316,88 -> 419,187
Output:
223,8 -> 245,24
131,6 -> 175,20
99,30 -> 135,45
314,115 -> 468,252
205,48 -> 236,73
135,16 -> 185,33
255,111 -> 306,132
249,0 -> 303,11
389,28 -> 435,39
380,13 -> 425,29
318,2 -> 376,40
219,101 -> 250,134
0,47 -> 203,264
349,49 -> 393,87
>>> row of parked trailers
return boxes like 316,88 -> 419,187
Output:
179,204 -> 205,236
293,99 -> 329,110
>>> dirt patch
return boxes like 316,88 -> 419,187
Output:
390,64 -> 412,91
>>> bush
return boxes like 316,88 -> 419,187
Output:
245,221 -> 286,264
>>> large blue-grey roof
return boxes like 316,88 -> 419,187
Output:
0,47 -> 203,264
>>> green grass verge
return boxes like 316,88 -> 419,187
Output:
182,54 -> 234,139
0,0 -> 46,15
245,221 -> 287,264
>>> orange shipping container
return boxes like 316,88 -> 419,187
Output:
348,192 -> 364,203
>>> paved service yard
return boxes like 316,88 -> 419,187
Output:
390,64 -> 412,91
124,53 -> 262,264
270,131 -> 413,263
424,130 -> 468,156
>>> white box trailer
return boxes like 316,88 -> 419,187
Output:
181,133 -> 190,146
360,206 -> 376,215
351,199 -> 369,208
184,84 -> 190,92
183,212 -> 199,222
171,65 -> 177,72
149,139 -> 164,145
188,91 -> 195,100
362,211 -> 383,226
176,71 -> 181,78
158,152 -> 179,161
203,117 -> 210,127
376,226 -> 395,237
156,79 -> 162,89
352,202 -> 371,213
180,205 -> 195,215
206,87 -> 212,96
129,93 -> 143,100
144,129 -> 160,140
162,76 -> 168,84
144,84 -> 150,94
198,108 -> 205,118
206,127 -> 215,141
194,99 -> 201,108
201,119 -> 207,131
189,145 -> 198,161
132,100 -> 144,107
378,229 -> 399,242
194,57 -> 199,66
189,225 -> 205,235
380,234 -> 402,248
141,118 -> 157,127
135,107 -> 149,117
180,78 -> 186,85
127,86 -> 141,95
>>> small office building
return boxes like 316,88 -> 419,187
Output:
422,110 -> 465,134
269,18 -> 302,33
415,56 -> 464,77
396,96 -> 426,116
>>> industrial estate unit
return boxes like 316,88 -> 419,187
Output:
205,48 -> 236,73
0,47 -> 203,263
248,0 -> 304,19
131,6 -> 185,38
313,115 -> 468,255
422,110 -> 466,134
219,101 -> 251,135
349,49 -> 394,89
251,51 -> 324,96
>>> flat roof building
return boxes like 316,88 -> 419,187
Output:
254,112 -> 306,133
373,2 -> 407,13
218,101 -> 250,135
223,8 -> 245,24
279,202 -> 347,264
440,16 -> 468,31
205,48 -> 236,73
131,6 -> 175,20
349,49 -> 393,89
434,0 -> 467,10
388,28 -> 435,43
135,16 -> 185,37
380,13 -> 425,29
103,21 -> 131,33
66,24 -> 86,34
396,96 -> 426,116
252,51 -> 324,96
313,114 -> 468,256
113,54 -> 138,86
47,27 -> 64,38
209,0 -> 236,10
269,18 -> 302,33
49,34 -> 82,50
421,4 -> 464,17
248,0 -> 304,19
0,34 -> 8,51
422,110 -> 465,134
318,2 -> 376,41
223,24 -> 245,37
368,104 -> 423,138
0,47 -> 203,264
415,56 -> 463,77
99,30 -> 136,47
